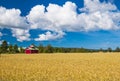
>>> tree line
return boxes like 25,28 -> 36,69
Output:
0,40 -> 120,54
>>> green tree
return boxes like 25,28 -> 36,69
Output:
38,44 -> 44,53
54,47 -> 63,53
9,44 -> 13,53
0,45 -> 2,54
20,46 -> 24,53
1,40 -> 8,53
115,47 -> 120,52
79,47 -> 87,53
13,44 -> 19,53
107,47 -> 112,52
44,44 -> 53,53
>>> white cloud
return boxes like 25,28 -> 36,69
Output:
11,28 -> 30,42
27,5 -> 47,29
0,6 -> 29,29
27,1 -> 78,41
0,0 -> 120,41
45,2 -> 77,27
27,1 -> 77,32
27,1 -> 78,40
30,0 -> 120,41
35,31 -> 65,41
0,6 -> 30,41
77,0 -> 120,31
81,0 -> 117,12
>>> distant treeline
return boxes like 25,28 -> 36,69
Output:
0,40 -> 120,54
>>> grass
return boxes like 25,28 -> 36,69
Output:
0,53 -> 120,81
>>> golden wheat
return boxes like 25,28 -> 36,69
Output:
0,53 -> 120,81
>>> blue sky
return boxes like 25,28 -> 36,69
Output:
0,0 -> 120,49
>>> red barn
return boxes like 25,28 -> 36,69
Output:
25,45 -> 38,54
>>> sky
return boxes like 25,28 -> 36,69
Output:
0,0 -> 120,49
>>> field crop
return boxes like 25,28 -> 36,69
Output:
0,53 -> 120,81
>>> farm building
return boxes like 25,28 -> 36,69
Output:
25,45 -> 38,54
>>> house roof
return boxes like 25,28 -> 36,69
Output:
26,45 -> 38,50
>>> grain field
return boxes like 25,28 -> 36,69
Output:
0,53 -> 120,81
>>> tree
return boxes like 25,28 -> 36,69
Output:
1,40 -> 8,53
107,47 -> 112,52
38,44 -> 44,53
0,45 -> 2,54
44,44 -> 53,53
13,44 -> 19,53
9,44 -> 13,53
20,46 -> 24,53
115,47 -> 120,52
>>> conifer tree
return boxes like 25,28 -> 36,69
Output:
1,40 -> 8,53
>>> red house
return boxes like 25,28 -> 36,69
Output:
25,45 -> 38,54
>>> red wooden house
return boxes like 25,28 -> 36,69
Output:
25,45 -> 38,54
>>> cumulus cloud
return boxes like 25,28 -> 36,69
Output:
35,31 -> 65,41
27,1 -> 78,40
0,6 -> 29,29
78,0 -> 120,31
0,0 -> 120,41
0,6 -> 30,42
11,28 -> 30,42
28,0 -> 120,41
81,0 -> 117,12
27,5 -> 47,29
45,2 -> 77,28
27,2 -> 77,31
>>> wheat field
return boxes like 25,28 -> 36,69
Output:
0,53 -> 120,81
